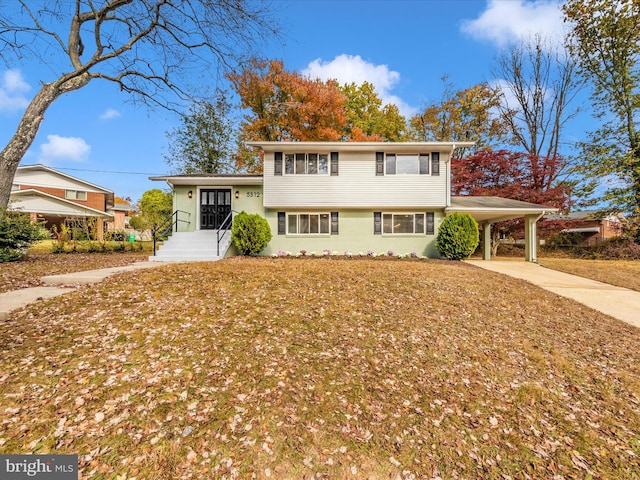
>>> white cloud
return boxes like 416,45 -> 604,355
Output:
39,134 -> 91,163
301,54 -> 416,117
0,69 -> 31,112
461,0 -> 566,49
99,108 -> 121,120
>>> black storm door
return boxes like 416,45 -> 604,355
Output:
200,189 -> 232,229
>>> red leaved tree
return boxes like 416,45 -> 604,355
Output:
452,150 -> 572,254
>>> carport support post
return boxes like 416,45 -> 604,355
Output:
482,221 -> 492,260
524,214 -> 539,262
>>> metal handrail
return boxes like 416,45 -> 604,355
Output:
152,210 -> 191,255
217,210 -> 239,256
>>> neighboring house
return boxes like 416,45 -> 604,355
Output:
9,164 -> 114,241
107,202 -> 132,231
545,210 -> 625,246
150,142 -> 557,262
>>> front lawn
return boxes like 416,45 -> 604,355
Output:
1,258 -> 639,479
539,257 -> 640,292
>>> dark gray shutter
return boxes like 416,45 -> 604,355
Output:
330,152 -> 339,176
376,152 -> 384,176
431,152 -> 440,176
274,152 -> 283,176
277,212 -> 285,235
426,212 -> 435,235
374,212 -> 382,234
331,212 -> 339,235
419,153 -> 430,174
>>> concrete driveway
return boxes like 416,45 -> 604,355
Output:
465,260 -> 640,329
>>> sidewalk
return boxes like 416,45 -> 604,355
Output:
0,261 -> 166,321
465,260 -> 640,329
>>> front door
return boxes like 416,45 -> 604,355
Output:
200,189 -> 232,229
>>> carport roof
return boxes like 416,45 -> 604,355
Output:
448,196 -> 559,223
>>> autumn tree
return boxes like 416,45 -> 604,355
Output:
452,150 -> 572,254
164,91 -> 236,174
228,59 -> 347,144
408,78 -> 508,157
0,1 -> 278,210
563,0 -> 640,217
339,82 -> 407,141
493,35 -> 582,159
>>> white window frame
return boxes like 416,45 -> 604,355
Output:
385,153 -> 431,175
382,212 -> 426,235
284,153 -> 329,175
65,189 -> 87,200
287,212 -> 331,235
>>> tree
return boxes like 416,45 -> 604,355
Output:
137,189 -> 173,229
452,150 -> 572,254
228,59 -> 347,143
493,34 -> 583,159
0,0 -> 278,209
407,78 -> 508,157
339,82 -> 407,141
164,91 -> 236,174
563,0 -> 640,216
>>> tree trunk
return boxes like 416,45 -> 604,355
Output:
0,75 -> 90,210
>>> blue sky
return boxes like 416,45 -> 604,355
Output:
0,0 -> 581,203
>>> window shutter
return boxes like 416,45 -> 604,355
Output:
331,212 -> 339,235
426,212 -> 435,235
419,153 -> 430,174
374,212 -> 382,234
277,212 -> 285,235
330,152 -> 339,176
274,152 -> 283,176
431,152 -> 440,176
375,152 -> 384,176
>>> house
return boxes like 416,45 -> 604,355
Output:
545,210 -> 625,246
9,164 -> 114,241
150,142 -> 557,262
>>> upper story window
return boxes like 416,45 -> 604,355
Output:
274,151 -> 339,176
285,153 -> 329,175
377,152 -> 440,176
65,189 -> 87,200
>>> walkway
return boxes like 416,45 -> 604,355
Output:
0,262 -> 166,321
465,260 -> 640,329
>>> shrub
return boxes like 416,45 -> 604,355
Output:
231,211 -> 272,256
0,210 -> 50,262
436,213 -> 479,260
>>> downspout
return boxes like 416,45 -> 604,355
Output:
446,144 -> 456,208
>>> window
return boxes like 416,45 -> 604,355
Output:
65,190 -> 87,200
284,153 -> 329,175
379,153 -> 436,175
287,213 -> 331,234
374,212 -> 434,235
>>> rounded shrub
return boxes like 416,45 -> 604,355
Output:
0,210 -> 50,262
231,211 -> 272,256
435,213 -> 479,260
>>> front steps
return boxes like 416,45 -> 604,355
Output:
149,230 -> 231,262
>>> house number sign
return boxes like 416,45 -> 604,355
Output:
246,191 -> 261,197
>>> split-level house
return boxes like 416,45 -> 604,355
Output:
9,164 -> 114,241
150,142 -> 557,262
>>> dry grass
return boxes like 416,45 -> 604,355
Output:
539,257 -> 640,292
1,257 -> 640,479
0,252 -> 149,293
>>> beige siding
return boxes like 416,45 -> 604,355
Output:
263,150 -> 449,208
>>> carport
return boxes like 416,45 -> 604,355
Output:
446,196 -> 559,262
